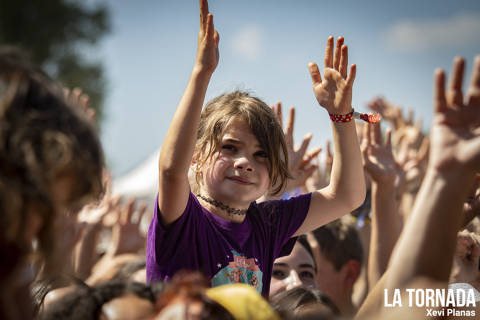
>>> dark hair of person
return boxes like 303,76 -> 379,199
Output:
38,279 -> 162,320
311,219 -> 363,270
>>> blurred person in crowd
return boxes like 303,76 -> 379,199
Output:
0,46 -> 103,320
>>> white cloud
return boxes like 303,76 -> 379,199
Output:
231,25 -> 263,60
385,13 -> 480,53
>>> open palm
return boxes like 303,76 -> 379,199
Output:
309,36 -> 356,115
429,57 -> 480,174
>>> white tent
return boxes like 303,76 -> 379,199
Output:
112,150 -> 159,202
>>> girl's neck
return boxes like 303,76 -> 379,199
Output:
196,193 -> 249,223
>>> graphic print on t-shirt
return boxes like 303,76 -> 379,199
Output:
211,250 -> 263,293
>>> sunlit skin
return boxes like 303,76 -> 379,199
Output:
269,242 -> 317,297
155,299 -> 203,320
199,117 -> 271,223
101,294 -> 155,320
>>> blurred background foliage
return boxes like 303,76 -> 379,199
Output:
0,0 -> 110,128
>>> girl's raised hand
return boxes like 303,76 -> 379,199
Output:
308,36 -> 356,115
195,0 -> 220,74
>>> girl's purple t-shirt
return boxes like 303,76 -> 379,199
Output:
146,192 -> 311,297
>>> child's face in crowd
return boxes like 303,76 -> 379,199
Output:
269,242 -> 317,297
202,118 -> 270,207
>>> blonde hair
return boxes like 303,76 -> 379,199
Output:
193,91 -> 290,196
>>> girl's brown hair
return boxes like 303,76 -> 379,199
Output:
193,91 -> 290,196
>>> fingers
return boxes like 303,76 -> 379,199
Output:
324,36 -> 334,69
467,55 -> 480,107
206,13 -> 215,41
447,57 -> 465,108
199,0 -> 209,31
385,128 -> 392,151
372,123 -> 382,145
434,69 -> 447,113
346,64 -> 356,88
214,30 -> 220,47
417,137 -> 430,163
368,98 -> 385,113
300,147 -> 322,168
272,102 -> 283,130
296,133 -> 312,160
121,198 -> 136,225
308,62 -> 322,86
407,108 -> 414,125
363,121 -> 370,146
333,37 -> 344,71
339,45 -> 348,79
285,107 -> 295,146
134,203 -> 148,225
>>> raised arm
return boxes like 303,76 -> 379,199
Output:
386,56 -> 480,298
157,0 -> 219,224
294,36 -> 366,236
361,122 -> 403,289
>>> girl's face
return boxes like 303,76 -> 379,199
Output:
201,117 -> 271,207
269,242 -> 317,297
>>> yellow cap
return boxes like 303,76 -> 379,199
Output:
205,284 -> 279,320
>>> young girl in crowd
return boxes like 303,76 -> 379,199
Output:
147,0 -> 365,296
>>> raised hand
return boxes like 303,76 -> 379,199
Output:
63,87 -> 96,123
272,102 -> 321,192
195,0 -> 219,74
308,36 -> 356,115
361,123 -> 399,185
430,56 -> 480,175
109,198 -> 147,256
368,97 -> 404,130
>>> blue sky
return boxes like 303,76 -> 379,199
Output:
97,0 -> 480,177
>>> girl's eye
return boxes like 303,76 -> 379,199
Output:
300,271 -> 315,280
222,144 -> 236,151
272,269 -> 286,279
254,150 -> 268,158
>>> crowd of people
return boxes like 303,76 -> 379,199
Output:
1,0 -> 480,319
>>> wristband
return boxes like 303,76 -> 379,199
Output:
329,109 -> 382,124
329,110 -> 354,122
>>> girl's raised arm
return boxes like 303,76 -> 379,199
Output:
157,0 -> 219,224
294,36 -> 366,236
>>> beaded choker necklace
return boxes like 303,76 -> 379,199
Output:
196,194 -> 248,216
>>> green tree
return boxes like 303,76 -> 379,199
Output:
0,0 -> 110,127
